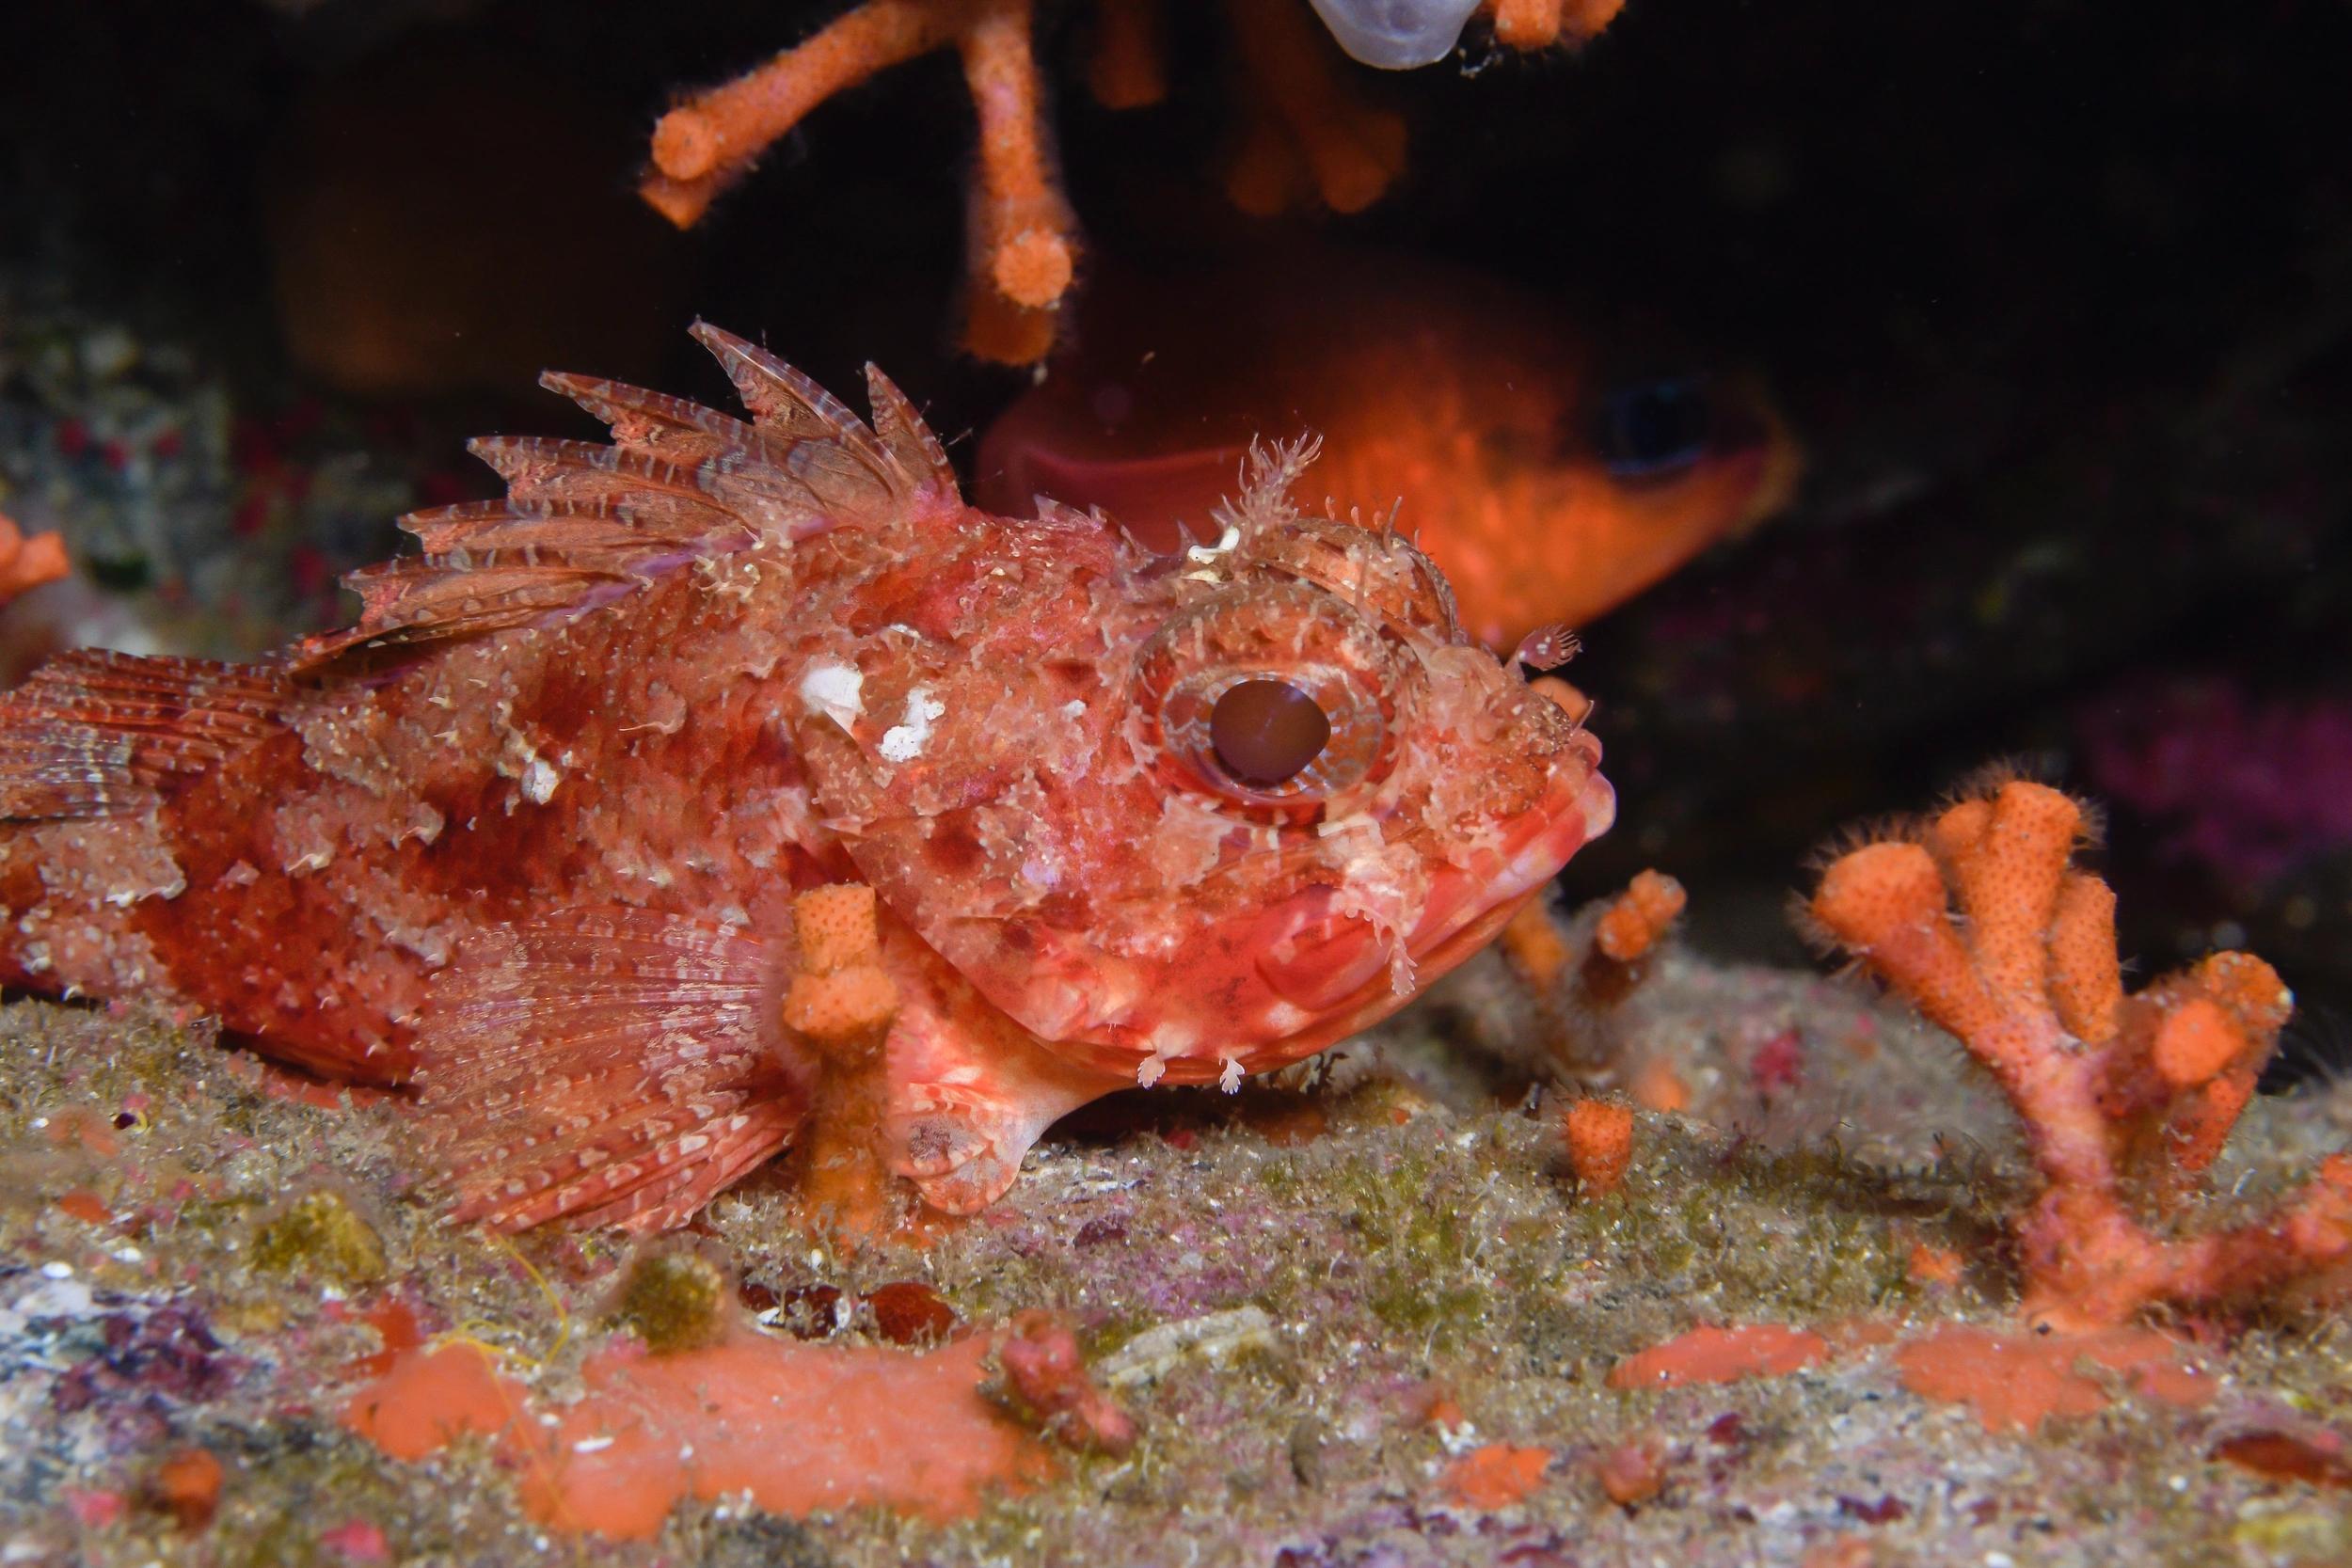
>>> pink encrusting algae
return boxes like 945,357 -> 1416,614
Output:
1608,1323 -> 1831,1389
1891,1324 -> 2216,1434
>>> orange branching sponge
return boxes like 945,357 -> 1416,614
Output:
644,1 -> 1630,364
641,0 -> 1076,365
1809,776 -> 2352,1326
1561,1096 -> 1633,1196
0,512 -> 69,608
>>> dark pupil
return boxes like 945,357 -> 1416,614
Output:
1596,378 -> 1711,478
1210,679 -> 1329,788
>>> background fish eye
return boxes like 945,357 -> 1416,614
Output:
1593,375 -> 1715,481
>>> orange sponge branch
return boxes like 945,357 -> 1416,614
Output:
1810,778 -> 2352,1326
641,0 -> 1075,365
642,0 -> 1633,363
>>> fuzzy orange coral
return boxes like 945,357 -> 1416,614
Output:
642,0 -> 1074,365
644,0 -> 1626,362
1499,864 -> 1684,1069
1810,777 -> 2352,1326
1595,868 -> 1686,964
1561,1096 -> 1633,1196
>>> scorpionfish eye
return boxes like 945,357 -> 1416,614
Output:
1593,375 -> 1714,480
1211,679 -> 1330,786
1137,580 -> 1404,817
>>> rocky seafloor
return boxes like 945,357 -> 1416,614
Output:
2,920 -> 2347,1568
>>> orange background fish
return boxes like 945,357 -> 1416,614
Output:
980,253 -> 1802,650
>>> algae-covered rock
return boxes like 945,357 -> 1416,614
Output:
252,1190 -> 388,1290
607,1248 -> 736,1354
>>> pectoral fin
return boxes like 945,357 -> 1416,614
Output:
415,908 -> 811,1232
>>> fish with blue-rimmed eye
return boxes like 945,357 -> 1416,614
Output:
979,251 -> 1802,651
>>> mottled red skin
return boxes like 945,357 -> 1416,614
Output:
0,325 -> 1613,1225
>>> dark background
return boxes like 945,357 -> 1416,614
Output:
2,0 -> 2346,1077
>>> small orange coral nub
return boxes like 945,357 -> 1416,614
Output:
1593,1437 -> 1665,1505
782,884 -> 899,1044
152,1448 -> 225,1529
794,883 -> 880,974
1498,898 -> 1574,992
993,1309 -> 1137,1454
1595,869 -> 1686,964
1811,775 -> 2351,1326
1562,1097 -> 1633,1196
1486,0 -> 1629,52
1442,1443 -> 1552,1509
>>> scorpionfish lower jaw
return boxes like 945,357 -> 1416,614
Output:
1241,739 -> 1618,1071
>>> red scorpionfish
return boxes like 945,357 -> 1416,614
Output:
0,324 -> 1613,1231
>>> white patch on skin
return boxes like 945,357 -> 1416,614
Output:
1185,523 -> 1241,563
799,661 -> 865,729
521,756 -> 561,805
1061,700 -> 1087,721
880,688 -> 946,763
1218,1055 -> 1244,1094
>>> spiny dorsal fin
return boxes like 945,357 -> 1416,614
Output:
863,362 -> 958,494
0,651 -> 294,820
294,324 -> 946,673
416,908 -> 810,1233
690,321 -> 907,518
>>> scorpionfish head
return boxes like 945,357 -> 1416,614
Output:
807,455 -> 1614,1089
